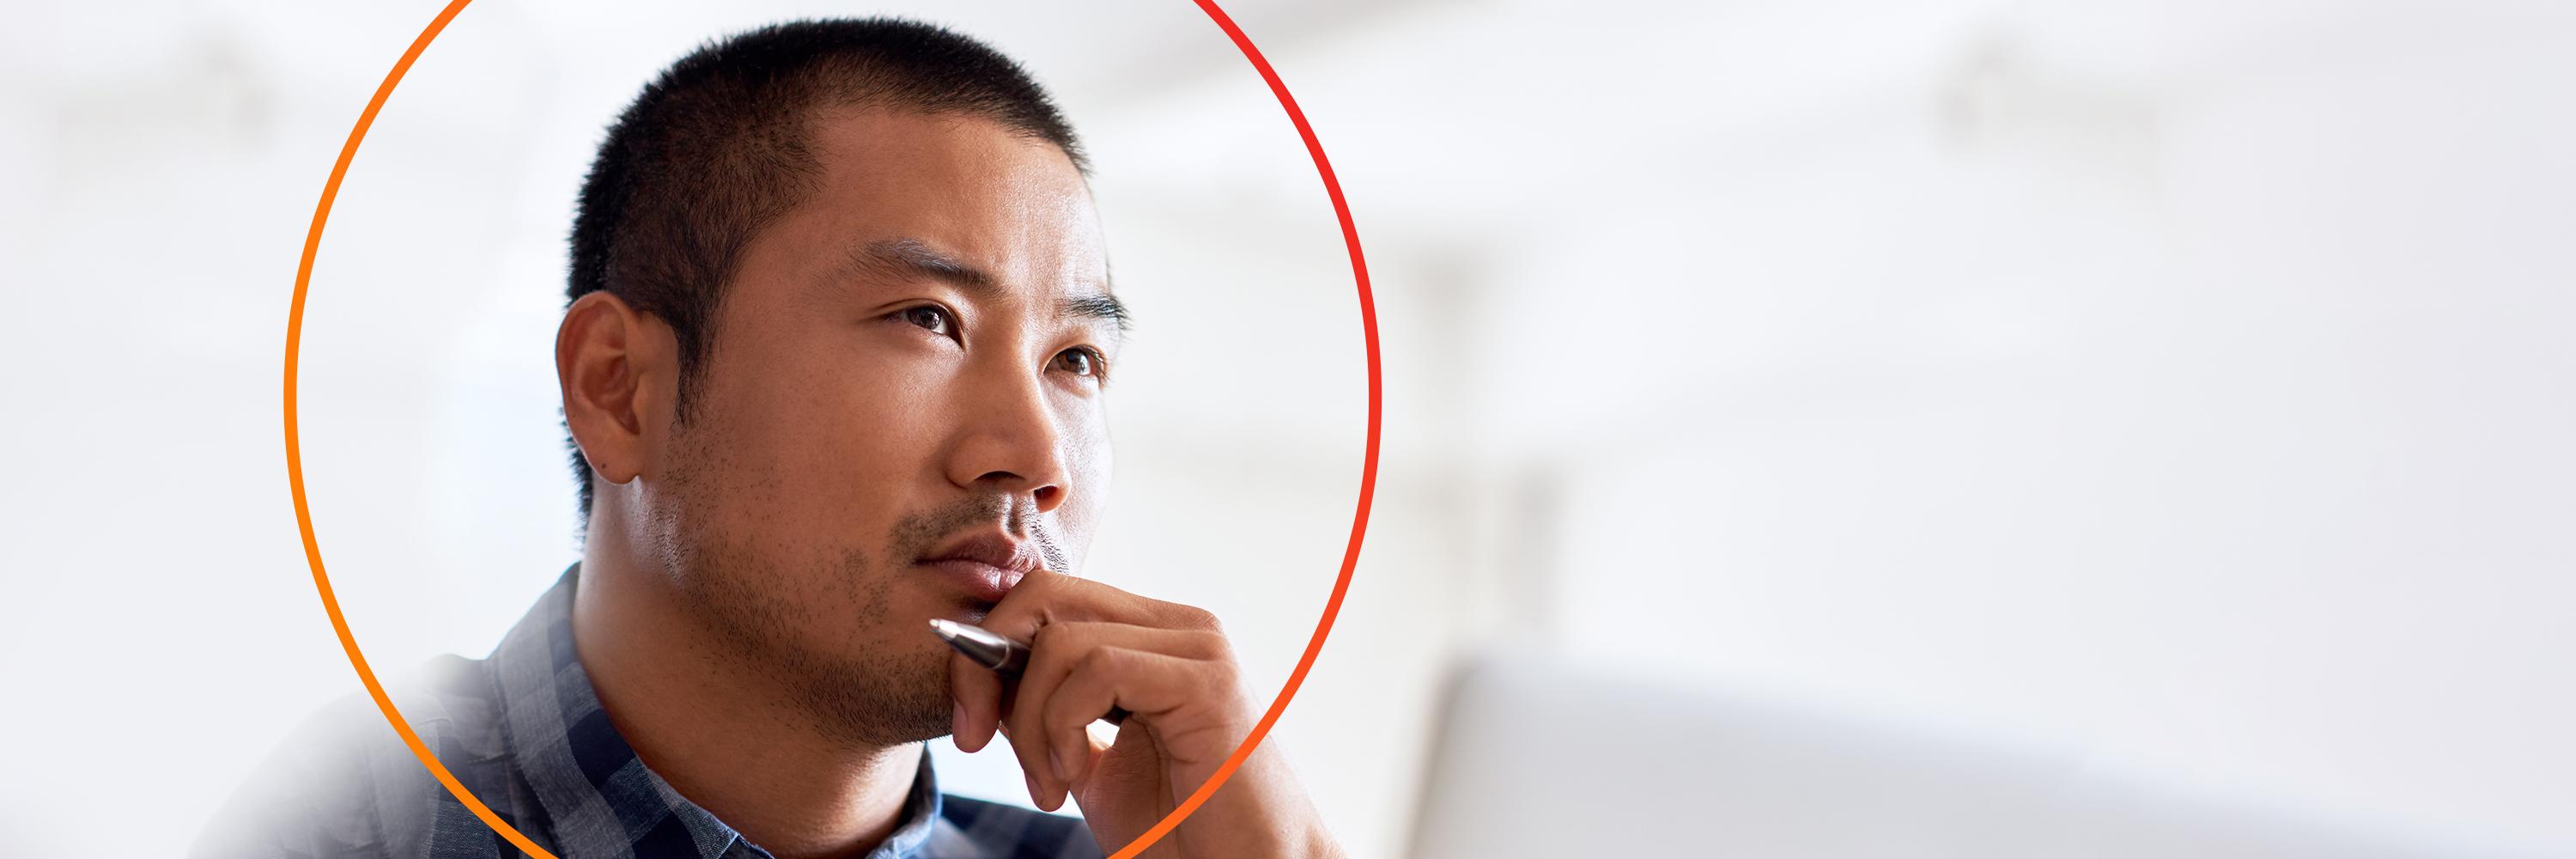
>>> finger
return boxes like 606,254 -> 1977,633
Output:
977,570 -> 1078,642
981,570 -> 1223,643
948,648 -> 1006,753
1002,621 -> 1117,808
1010,623 -> 1225,796
1045,646 -> 1225,791
1004,676 -> 1060,811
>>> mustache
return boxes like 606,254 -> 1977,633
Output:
890,495 -> 1067,571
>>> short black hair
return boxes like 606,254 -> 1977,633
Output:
564,18 -> 1086,522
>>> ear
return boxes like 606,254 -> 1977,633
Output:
556,291 -> 679,490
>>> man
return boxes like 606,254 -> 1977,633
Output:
204,18 -> 1343,859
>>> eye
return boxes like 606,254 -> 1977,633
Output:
1051,347 -> 1106,380
896,305 -> 957,338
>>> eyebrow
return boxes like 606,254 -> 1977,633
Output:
855,237 -> 1131,333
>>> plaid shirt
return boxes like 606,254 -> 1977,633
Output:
200,566 -> 1102,859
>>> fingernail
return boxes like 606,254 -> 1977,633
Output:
1026,773 -> 1041,801
1051,744 -> 1073,783
951,701 -> 966,740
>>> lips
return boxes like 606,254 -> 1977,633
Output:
916,533 -> 1042,604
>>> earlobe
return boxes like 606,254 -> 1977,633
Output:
557,292 -> 671,487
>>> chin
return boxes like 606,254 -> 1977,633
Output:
784,637 -> 958,748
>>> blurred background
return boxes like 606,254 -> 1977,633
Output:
3,0 -> 2573,856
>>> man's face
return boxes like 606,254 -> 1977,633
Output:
644,108 -> 1116,747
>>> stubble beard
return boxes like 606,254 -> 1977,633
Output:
652,442 -> 957,751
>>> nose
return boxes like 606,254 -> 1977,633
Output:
943,363 -> 1072,515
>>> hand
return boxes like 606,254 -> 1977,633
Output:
947,570 -> 1343,857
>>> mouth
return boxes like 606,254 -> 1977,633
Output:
914,532 -> 1043,605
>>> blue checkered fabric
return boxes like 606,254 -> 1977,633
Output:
197,566 -> 1101,859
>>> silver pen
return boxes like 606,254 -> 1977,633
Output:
929,618 -> 1131,725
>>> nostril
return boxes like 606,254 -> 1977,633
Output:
1033,486 -> 1060,506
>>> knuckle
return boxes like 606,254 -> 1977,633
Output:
1023,568 -> 1064,591
1076,646 -> 1121,675
1029,622 -> 1084,661
1165,603 -> 1222,632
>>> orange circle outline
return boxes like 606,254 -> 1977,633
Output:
281,3 -> 1381,857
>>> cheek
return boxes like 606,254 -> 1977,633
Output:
1067,422 -> 1112,492
807,369 -> 942,460
1054,405 -> 1115,539
697,349 -> 950,521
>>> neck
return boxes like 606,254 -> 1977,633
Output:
572,534 -> 924,859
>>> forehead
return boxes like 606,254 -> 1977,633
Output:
764,107 -> 1105,296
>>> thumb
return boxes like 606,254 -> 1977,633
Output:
948,649 -> 1007,753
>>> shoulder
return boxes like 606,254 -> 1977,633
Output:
934,795 -> 1103,859
193,655 -> 516,859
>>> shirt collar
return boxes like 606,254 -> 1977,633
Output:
490,564 -> 947,859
